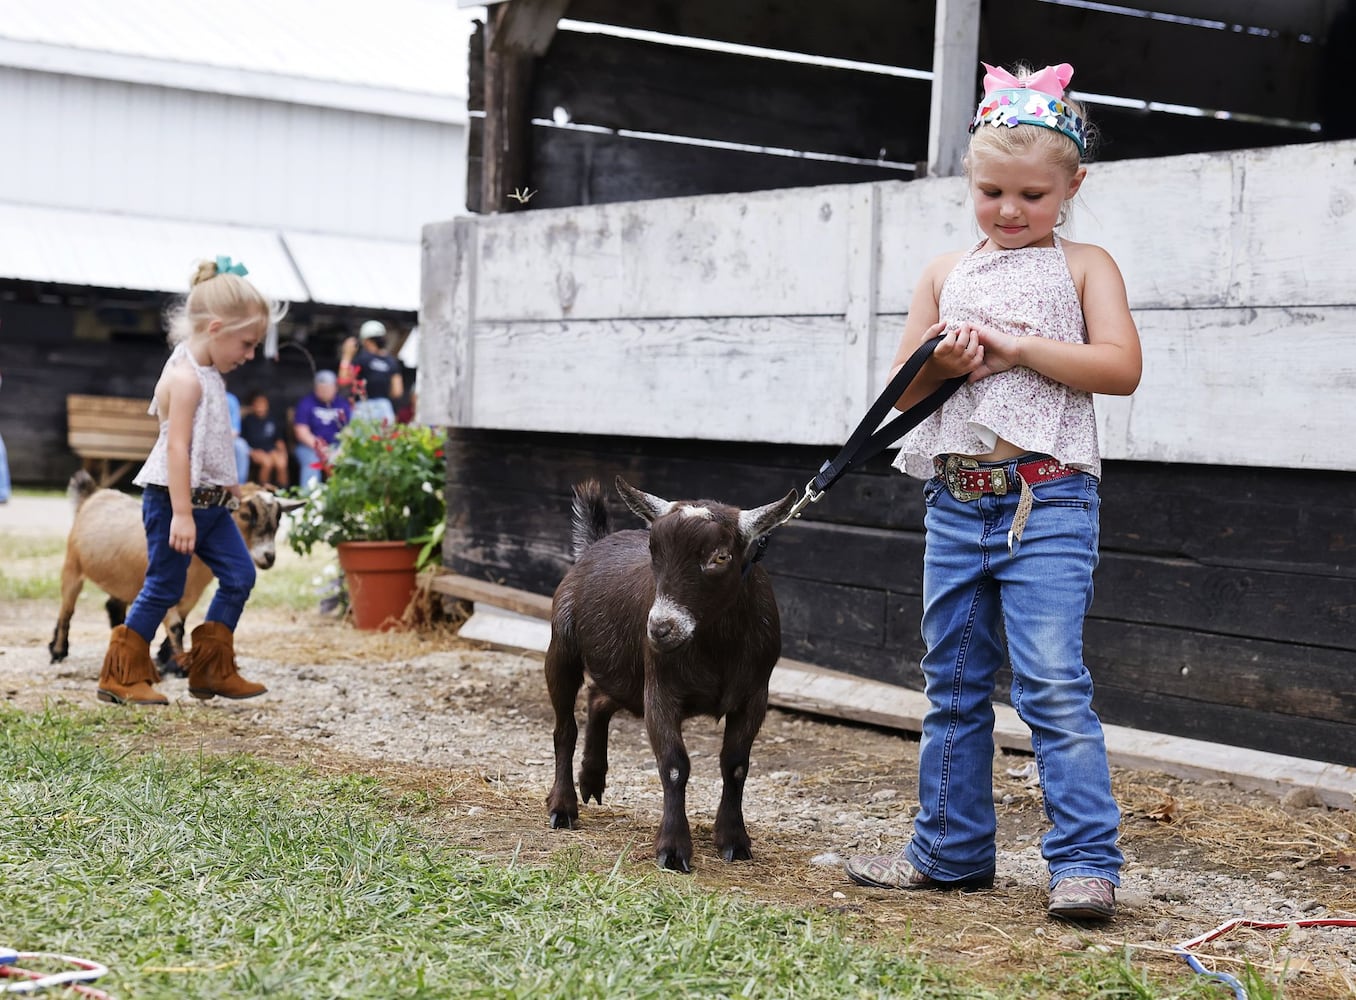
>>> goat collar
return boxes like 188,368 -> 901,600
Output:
741,534 -> 772,580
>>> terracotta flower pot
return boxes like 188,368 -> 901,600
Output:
336,541 -> 421,631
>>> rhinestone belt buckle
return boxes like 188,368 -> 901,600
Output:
943,454 -> 984,502
191,486 -> 238,511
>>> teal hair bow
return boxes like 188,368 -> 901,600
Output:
215,255 -> 249,278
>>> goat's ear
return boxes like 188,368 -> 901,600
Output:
615,476 -> 673,524
737,489 -> 800,548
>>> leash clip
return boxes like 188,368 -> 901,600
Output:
785,477 -> 825,523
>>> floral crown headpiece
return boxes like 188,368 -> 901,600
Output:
968,62 -> 1086,154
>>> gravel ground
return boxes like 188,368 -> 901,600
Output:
2,493 -> 1353,995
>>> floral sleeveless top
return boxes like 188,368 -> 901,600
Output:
893,237 -> 1101,480
134,342 -> 238,489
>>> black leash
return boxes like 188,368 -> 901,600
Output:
746,336 -> 965,572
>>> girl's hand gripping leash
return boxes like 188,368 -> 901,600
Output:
783,335 -> 966,524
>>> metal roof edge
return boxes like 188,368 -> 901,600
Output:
0,37 -> 468,125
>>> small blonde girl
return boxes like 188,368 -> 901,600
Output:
99,257 -> 285,706
844,62 -> 1142,922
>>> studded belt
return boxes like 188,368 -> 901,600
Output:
145,484 -> 240,511
933,454 -> 1080,556
934,454 -> 1078,503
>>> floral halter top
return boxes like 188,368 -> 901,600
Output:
134,342 -> 238,489
894,237 -> 1101,480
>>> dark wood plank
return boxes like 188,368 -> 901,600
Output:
763,574 -> 888,649
446,431 -> 1356,575
430,572 -> 554,618
984,0 -> 1322,122
493,0 -> 570,56
443,429 -> 923,528
1093,552 -> 1356,649
1098,461 -> 1356,577
528,125 -> 910,209
1085,108 -> 1314,163
1093,685 -> 1356,767
1084,619 -> 1356,724
438,428 -> 1356,763
565,0 -> 938,70
534,31 -> 931,164
481,5 -> 537,215
466,19 -> 486,214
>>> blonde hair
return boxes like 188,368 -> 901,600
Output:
165,259 -> 287,345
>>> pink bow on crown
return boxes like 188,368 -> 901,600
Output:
981,62 -> 1074,98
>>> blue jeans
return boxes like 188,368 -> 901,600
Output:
0,430 -> 9,502
295,444 -> 324,492
352,398 -> 396,424
125,487 -> 256,640
904,459 -> 1123,888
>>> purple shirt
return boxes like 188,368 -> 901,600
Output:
293,393 -> 352,446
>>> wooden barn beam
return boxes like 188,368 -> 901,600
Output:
480,0 -> 570,213
927,0 -> 981,177
489,0 -> 571,57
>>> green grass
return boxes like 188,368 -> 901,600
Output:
0,707 -> 1250,1000
239,542 -> 336,611
0,533 -> 66,601
0,519 -> 332,611
0,534 -> 66,560
0,706 -> 988,999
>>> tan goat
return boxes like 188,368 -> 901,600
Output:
48,470 -> 305,670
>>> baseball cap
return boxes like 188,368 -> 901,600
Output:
360,320 -> 387,341
315,369 -> 337,385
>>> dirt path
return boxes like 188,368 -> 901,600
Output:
2,497 -> 1353,995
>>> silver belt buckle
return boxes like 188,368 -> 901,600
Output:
943,454 -> 983,502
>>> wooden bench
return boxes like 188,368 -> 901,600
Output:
66,394 -> 160,487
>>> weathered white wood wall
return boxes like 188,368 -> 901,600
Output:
422,139 -> 1356,472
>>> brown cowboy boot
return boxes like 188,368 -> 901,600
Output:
98,625 -> 169,705
184,622 -> 267,700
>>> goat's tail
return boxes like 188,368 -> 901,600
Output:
68,469 -> 100,511
570,479 -> 611,561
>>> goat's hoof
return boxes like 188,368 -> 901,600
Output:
48,647 -> 67,664
549,810 -> 577,830
721,844 -> 753,863
656,849 -> 691,874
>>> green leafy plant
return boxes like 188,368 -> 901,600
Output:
286,419 -> 446,567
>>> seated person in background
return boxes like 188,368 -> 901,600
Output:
339,319 -> 403,424
240,390 -> 290,488
226,389 -> 250,485
293,370 -> 353,492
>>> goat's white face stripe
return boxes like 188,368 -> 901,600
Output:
648,593 -> 695,643
240,497 -> 281,567
678,504 -> 713,519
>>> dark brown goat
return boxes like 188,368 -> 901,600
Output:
545,476 -> 798,873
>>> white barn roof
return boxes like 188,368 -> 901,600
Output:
0,0 -> 478,123
0,1 -> 480,310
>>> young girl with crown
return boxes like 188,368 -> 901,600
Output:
843,61 -> 1142,922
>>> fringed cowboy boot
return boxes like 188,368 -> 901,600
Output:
98,625 -> 169,705
183,622 -> 267,701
